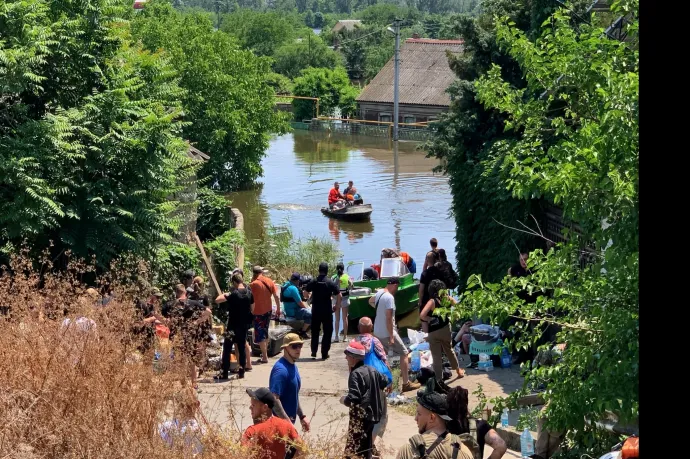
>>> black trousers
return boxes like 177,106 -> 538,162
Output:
221,324 -> 249,373
345,416 -> 375,459
311,310 -> 333,358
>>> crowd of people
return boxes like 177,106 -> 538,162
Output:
124,236 -> 552,458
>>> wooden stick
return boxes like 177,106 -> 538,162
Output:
194,233 -> 221,295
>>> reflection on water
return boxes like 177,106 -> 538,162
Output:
328,218 -> 375,243
229,131 -> 456,272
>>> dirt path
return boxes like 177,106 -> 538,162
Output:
198,341 -> 523,458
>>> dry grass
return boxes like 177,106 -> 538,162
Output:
0,251 -> 247,457
0,250 -> 367,458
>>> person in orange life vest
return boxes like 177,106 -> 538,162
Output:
343,180 -> 358,201
328,182 -> 346,207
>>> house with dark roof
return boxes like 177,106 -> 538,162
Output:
356,38 -> 463,124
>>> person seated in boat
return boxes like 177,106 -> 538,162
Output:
343,181 -> 357,197
363,266 -> 379,281
344,180 -> 362,201
328,182 -> 346,208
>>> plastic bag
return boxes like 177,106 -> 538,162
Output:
364,342 -> 393,386
408,330 -> 428,345
420,350 -> 433,369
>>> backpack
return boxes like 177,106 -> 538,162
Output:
280,282 -> 290,303
456,419 -> 482,459
407,420 -> 481,459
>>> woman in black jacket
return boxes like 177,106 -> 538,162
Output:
214,272 -> 254,380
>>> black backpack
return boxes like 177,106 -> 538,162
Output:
280,282 -> 290,303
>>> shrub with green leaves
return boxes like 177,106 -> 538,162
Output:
204,228 -> 245,291
438,1 -> 638,455
196,187 -> 232,241
132,3 -> 288,191
1,0 -> 195,267
151,242 -> 202,290
292,67 -> 359,121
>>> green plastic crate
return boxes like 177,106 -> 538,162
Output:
469,339 -> 504,356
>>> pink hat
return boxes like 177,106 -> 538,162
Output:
345,340 -> 366,357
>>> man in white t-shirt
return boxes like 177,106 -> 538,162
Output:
369,277 -> 421,392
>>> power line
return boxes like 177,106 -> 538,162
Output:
336,27 -> 386,46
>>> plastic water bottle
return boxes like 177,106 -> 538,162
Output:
501,347 -> 512,368
500,408 -> 509,428
520,428 -> 534,458
410,350 -> 421,372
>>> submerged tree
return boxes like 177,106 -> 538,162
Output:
292,67 -> 359,120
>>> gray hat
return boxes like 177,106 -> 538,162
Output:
246,387 -> 276,409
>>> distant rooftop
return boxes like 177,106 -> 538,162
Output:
332,20 -> 362,33
187,143 -> 210,161
356,39 -> 464,107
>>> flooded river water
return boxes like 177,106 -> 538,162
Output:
228,130 -> 457,272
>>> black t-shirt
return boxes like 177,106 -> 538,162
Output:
510,264 -> 528,278
427,298 -> 450,333
476,419 -> 490,455
304,275 -> 340,313
419,267 -> 441,310
456,419 -> 490,455
135,299 -> 155,319
436,261 -> 458,290
224,288 -> 254,328
165,298 -> 206,338
189,291 -> 210,307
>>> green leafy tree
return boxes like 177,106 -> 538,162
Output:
195,187 -> 233,241
270,0 -> 297,11
305,9 -> 315,26
440,1 -> 639,455
425,0 -> 593,282
220,9 -> 297,56
419,0 -> 451,14
1,0 -> 194,266
132,3 -> 287,191
313,11 -> 325,27
363,38 -> 394,80
265,72 -> 294,95
335,0 -> 352,14
272,33 -> 342,78
342,39 -> 366,80
357,3 -> 420,25
292,67 -> 359,120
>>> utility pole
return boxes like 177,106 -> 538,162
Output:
392,18 -> 401,142
308,33 -> 312,67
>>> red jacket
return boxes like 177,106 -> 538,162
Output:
328,188 -> 342,204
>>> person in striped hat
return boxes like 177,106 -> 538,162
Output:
341,340 -> 388,459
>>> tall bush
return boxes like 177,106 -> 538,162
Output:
441,1 -> 639,454
1,0 -> 194,267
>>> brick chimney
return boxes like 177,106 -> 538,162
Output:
412,33 -> 420,39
